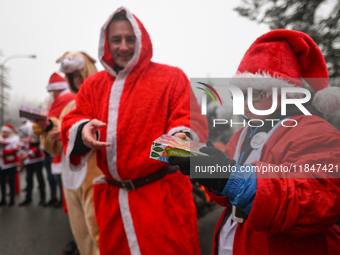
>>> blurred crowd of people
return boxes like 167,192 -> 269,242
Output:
0,119 -> 61,207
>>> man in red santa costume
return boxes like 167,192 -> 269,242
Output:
61,6 -> 208,255
35,72 -> 75,207
18,130 -> 45,206
170,29 -> 340,254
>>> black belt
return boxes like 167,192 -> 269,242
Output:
105,165 -> 179,191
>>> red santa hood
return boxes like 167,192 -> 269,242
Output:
99,6 -> 152,77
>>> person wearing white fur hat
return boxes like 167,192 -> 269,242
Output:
0,124 -> 20,206
170,29 -> 340,254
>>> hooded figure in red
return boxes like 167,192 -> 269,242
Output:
61,6 -> 208,255
170,29 -> 340,255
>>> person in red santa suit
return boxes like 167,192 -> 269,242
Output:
0,124 -> 20,206
18,130 -> 46,206
34,72 -> 75,208
169,29 -> 340,255
60,6 -> 208,255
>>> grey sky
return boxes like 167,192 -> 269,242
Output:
0,0 -> 269,107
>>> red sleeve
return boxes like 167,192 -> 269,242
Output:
165,68 -> 208,142
61,79 -> 95,170
248,116 -> 340,237
29,146 -> 39,155
3,148 -> 17,155
48,93 -> 75,118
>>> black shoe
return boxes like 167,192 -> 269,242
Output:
54,200 -> 62,208
8,198 -> 15,207
62,240 -> 78,255
39,200 -> 46,206
45,198 -> 57,207
19,199 -> 32,206
71,249 -> 80,255
0,198 -> 6,206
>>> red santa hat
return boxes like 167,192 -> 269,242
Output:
232,29 -> 340,115
46,72 -> 68,92
2,124 -> 17,133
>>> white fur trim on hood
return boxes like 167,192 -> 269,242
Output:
98,6 -> 142,77
46,81 -> 68,92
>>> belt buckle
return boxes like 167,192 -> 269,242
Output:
121,180 -> 135,191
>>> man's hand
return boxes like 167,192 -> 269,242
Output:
49,127 -> 61,140
34,119 -> 50,130
82,119 -> 111,150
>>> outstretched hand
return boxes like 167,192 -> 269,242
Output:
82,119 -> 111,150
34,119 -> 50,130
49,127 -> 61,140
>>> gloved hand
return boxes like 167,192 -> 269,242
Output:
168,141 -> 236,192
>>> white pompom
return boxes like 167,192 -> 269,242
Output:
313,86 -> 340,115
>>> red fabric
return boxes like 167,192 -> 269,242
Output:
2,148 -> 19,167
93,183 -> 131,253
2,124 -> 16,133
48,92 -> 75,119
26,143 -> 44,163
237,29 -> 329,91
210,115 -> 340,255
62,188 -> 68,214
28,145 -> 42,158
48,92 -> 74,167
49,72 -> 66,84
1,136 -> 20,169
62,7 -> 208,255
52,154 -> 62,164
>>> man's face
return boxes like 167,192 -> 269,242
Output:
72,71 -> 84,90
2,131 -> 10,138
107,19 -> 136,68
244,90 -> 281,121
52,89 -> 63,99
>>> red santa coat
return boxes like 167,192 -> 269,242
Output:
61,7 -> 208,255
207,115 -> 340,255
48,90 -> 75,174
25,141 -> 45,165
0,136 -> 20,169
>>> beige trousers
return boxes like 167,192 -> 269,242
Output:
63,152 -> 102,255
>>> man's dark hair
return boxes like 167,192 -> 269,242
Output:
66,73 -> 79,93
107,10 -> 128,32
111,10 -> 128,21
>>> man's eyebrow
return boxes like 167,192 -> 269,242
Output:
110,35 -> 135,39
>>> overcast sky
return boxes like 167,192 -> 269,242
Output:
0,0 -> 269,109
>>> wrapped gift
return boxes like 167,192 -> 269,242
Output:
19,105 -> 48,120
150,134 -> 206,163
